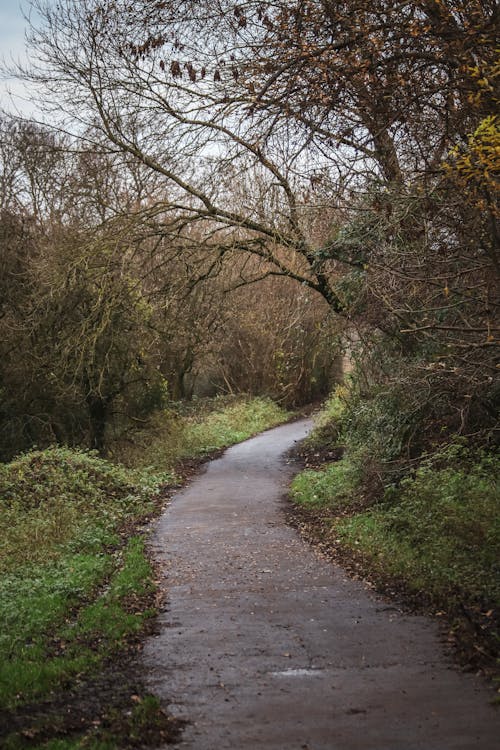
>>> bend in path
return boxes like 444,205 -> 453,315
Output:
143,419 -> 500,750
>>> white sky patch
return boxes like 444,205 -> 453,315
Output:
0,0 -> 46,117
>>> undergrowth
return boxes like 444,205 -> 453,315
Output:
0,395 -> 289,747
113,395 -> 289,470
290,390 -> 500,676
290,458 -> 361,511
337,447 -> 500,606
0,447 -> 162,716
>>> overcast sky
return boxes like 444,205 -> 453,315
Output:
0,0 -> 42,116
0,0 -> 27,57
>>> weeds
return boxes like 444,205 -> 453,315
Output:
290,458 -> 361,510
336,449 -> 500,605
113,395 -> 289,470
182,396 -> 288,456
0,395 -> 289,747
289,393 -> 500,674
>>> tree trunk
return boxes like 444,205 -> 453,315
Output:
86,393 -> 108,454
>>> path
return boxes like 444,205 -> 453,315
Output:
143,419 -> 499,749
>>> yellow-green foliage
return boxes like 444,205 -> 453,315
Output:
299,386 -> 348,454
114,395 -> 289,471
444,113 -> 500,215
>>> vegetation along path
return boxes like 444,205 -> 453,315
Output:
144,420 -> 499,750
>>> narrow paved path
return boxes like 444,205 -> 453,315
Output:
143,420 -> 499,749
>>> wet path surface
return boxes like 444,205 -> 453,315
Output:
143,420 -> 499,749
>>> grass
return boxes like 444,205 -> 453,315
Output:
292,451 -> 499,609
289,397 -> 500,674
0,394 -> 289,747
113,394 -> 290,471
290,458 -> 361,510
0,448 -> 167,748
182,396 -> 289,453
335,451 -> 500,605
290,387 -> 362,512
0,534 -> 158,748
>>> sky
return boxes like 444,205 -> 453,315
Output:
0,0 -> 42,116
0,0 -> 27,58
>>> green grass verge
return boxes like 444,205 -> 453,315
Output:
292,393 -> 500,613
290,458 -> 361,510
0,447 -> 168,746
181,396 -> 289,455
1,537 -> 154,708
0,445 -> 163,712
113,395 -> 290,471
1,395 -> 290,747
291,444 -> 500,609
336,452 -> 500,605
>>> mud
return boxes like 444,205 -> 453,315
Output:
144,419 -> 500,749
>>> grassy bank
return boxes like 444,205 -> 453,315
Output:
0,396 -> 289,748
289,394 -> 500,679
111,395 -> 289,471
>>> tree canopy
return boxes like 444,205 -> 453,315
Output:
1,0 -> 497,454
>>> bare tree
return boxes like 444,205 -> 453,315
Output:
19,0 -> 379,311
6,0 -> 498,450
19,1 -> 497,306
